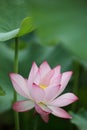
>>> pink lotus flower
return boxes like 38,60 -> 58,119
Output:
9,61 -> 78,122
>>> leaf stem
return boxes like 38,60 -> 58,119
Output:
33,115 -> 39,130
70,61 -> 80,130
72,61 -> 80,112
14,38 -> 19,73
14,37 -> 20,130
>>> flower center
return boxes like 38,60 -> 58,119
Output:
40,84 -> 47,89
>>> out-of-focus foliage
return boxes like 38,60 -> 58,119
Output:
71,109 -> 87,130
0,0 -> 87,61
0,86 -> 5,96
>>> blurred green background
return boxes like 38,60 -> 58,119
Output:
0,0 -> 87,130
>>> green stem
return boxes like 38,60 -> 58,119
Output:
14,38 -> 19,73
72,61 -> 80,112
33,115 -> 39,130
70,61 -> 80,130
14,37 -> 20,130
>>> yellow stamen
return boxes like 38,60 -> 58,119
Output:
40,84 -> 47,89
